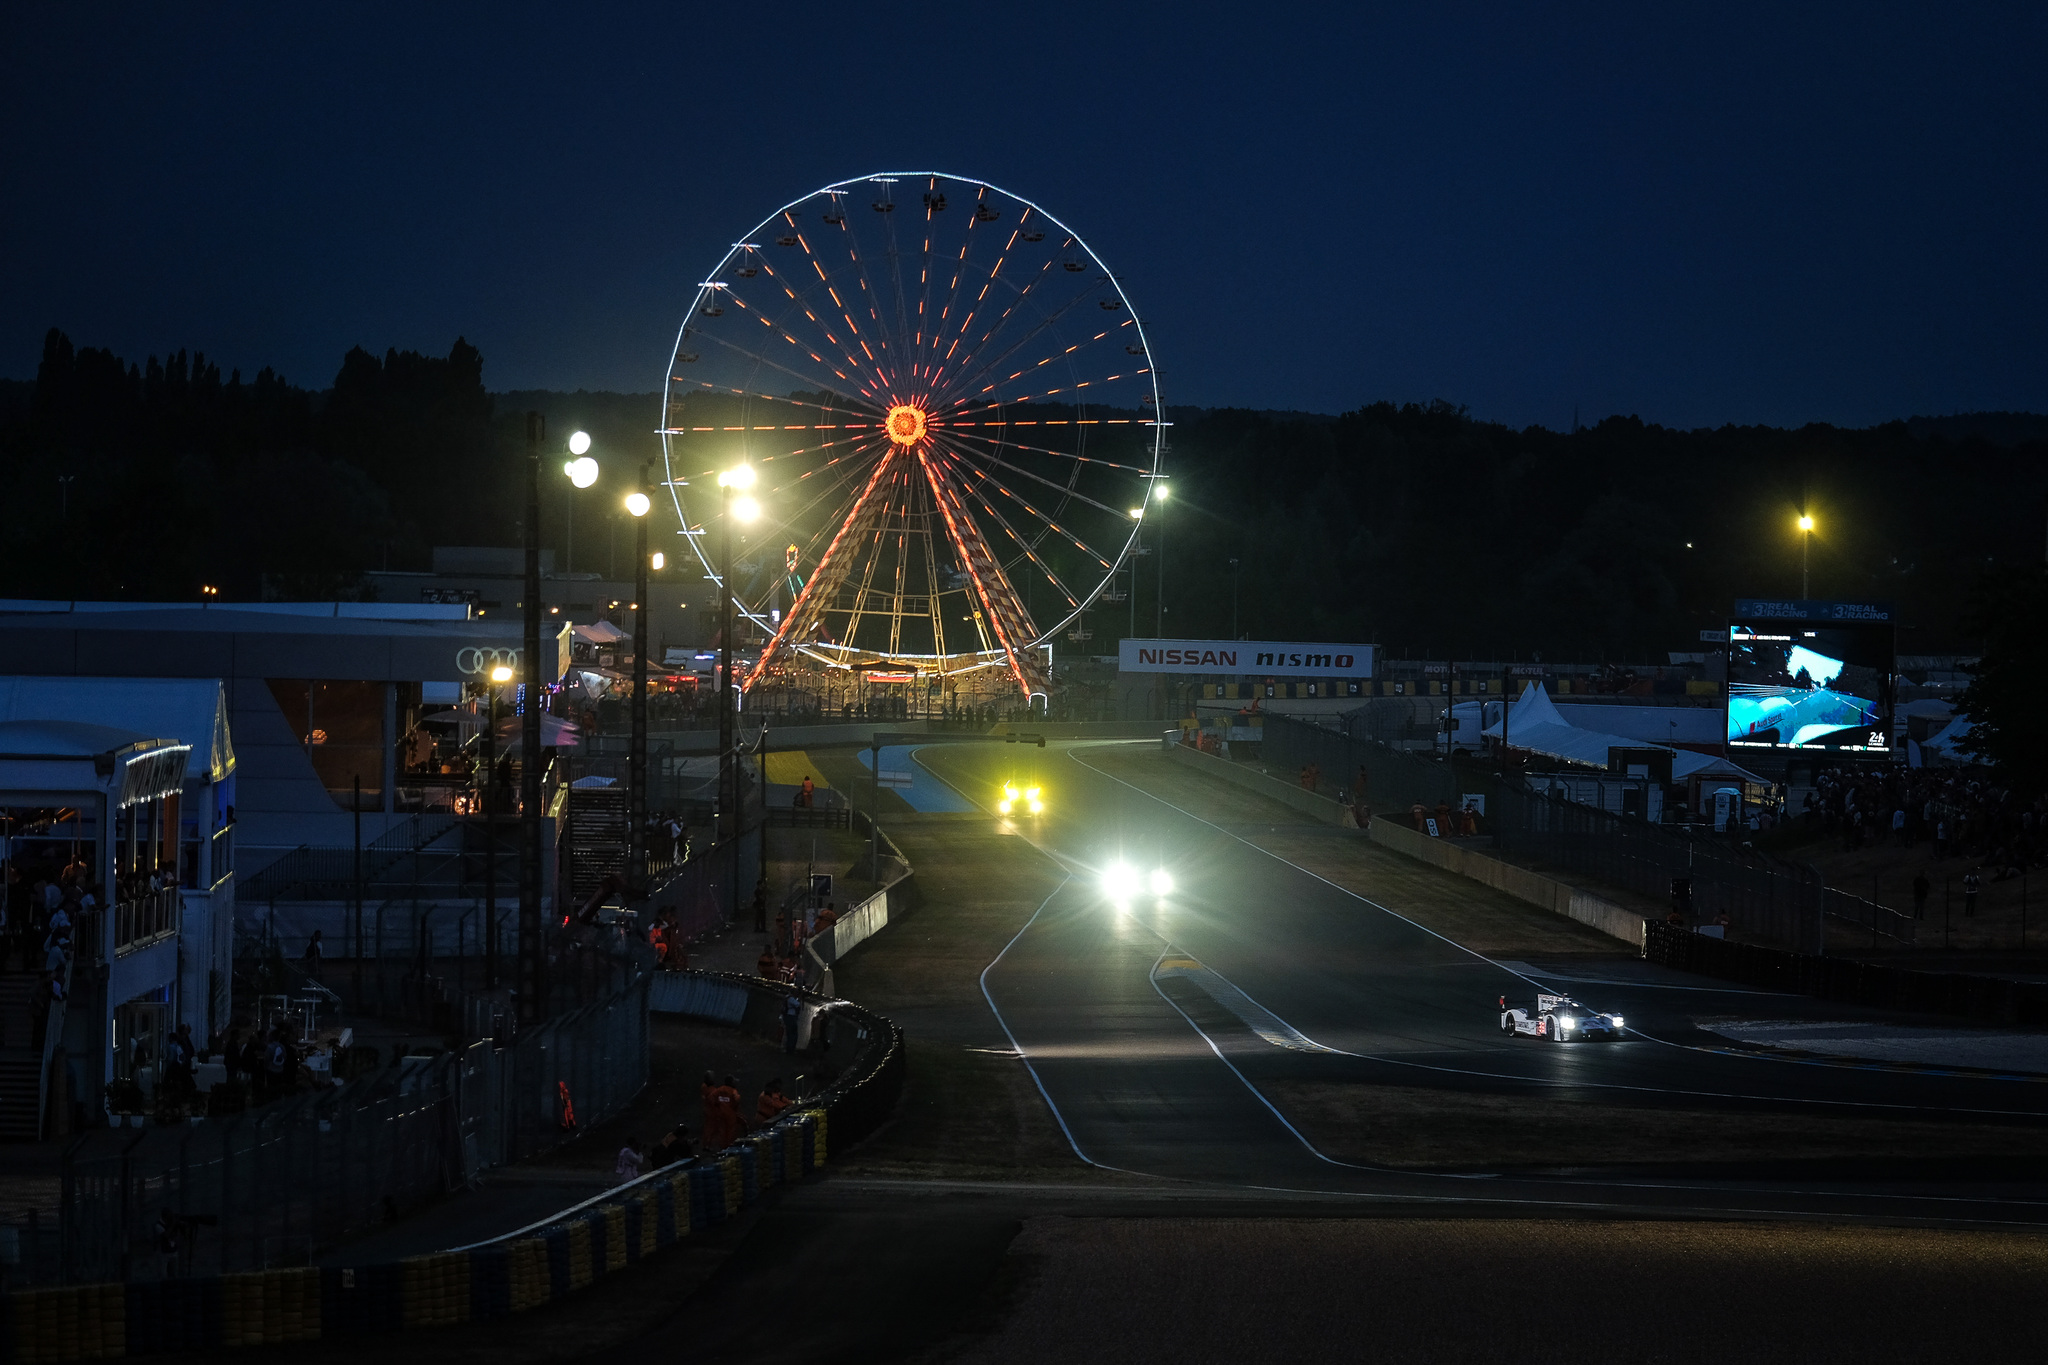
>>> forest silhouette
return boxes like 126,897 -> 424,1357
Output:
2,327 -> 2041,659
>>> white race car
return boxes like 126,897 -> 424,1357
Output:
1500,992 -> 1625,1042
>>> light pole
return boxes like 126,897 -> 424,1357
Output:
519,415 -> 547,1023
625,475 -> 653,894
1798,513 -> 1814,598
1151,477 -> 1168,637
1127,504 -> 1144,638
716,464 -> 761,864
483,663 -> 511,989
563,432 -> 597,575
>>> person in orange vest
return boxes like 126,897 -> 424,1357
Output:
756,1078 -> 791,1124
800,776 -> 815,808
813,901 -> 838,932
705,1074 -> 745,1149
756,945 -> 779,978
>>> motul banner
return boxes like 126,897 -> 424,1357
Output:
1117,638 -> 1376,677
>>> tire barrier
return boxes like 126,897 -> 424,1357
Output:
1642,920 -> 2048,1027
3,980 -> 899,1363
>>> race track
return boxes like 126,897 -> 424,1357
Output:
910,739 -> 2048,1228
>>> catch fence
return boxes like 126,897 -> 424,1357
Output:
42,978 -> 649,1287
1259,712 -> 1915,952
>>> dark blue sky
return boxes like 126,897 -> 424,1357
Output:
5,3 -> 2044,429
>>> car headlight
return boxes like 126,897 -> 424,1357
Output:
1027,800 -> 1043,813
997,801 -> 1012,814
1102,862 -> 1139,898
1149,868 -> 1174,896
1610,1015 -> 1623,1028
1560,1016 -> 1576,1030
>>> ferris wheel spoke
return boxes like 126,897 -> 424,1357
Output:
752,263 -> 898,398
683,326 -> 877,413
724,280 -> 885,395
933,433 -> 1129,519
918,187 -> 1019,392
747,447 -> 905,686
776,208 -> 901,385
946,273 -> 1121,402
916,449 -> 1048,695
931,437 -> 1112,572
934,423 -> 1155,473
933,455 -> 1083,612
815,193 -> 907,393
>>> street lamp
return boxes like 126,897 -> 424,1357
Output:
1798,513 -> 1815,598
717,465 -> 761,862
1150,477 -> 1169,639
562,432 -> 597,575
482,663 -> 512,988
625,471 -> 653,894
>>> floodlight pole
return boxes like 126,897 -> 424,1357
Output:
483,682 -> 498,990
519,412 -> 546,1024
630,461 -> 650,896
718,481 -> 737,920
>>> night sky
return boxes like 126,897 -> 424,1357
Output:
5,3 -> 2044,430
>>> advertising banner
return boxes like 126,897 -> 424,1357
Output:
1117,638 -> 1376,677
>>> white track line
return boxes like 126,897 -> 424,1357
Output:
1066,745 -> 2048,1118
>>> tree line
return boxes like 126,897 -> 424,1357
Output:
2,329 -> 2041,666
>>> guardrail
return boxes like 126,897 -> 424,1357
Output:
1642,921 -> 2048,1025
2,973 -> 905,1361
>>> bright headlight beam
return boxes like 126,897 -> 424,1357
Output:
1149,868 -> 1174,896
1101,862 -> 1139,898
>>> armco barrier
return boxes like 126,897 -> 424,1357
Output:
1642,921 -> 2048,1027
2,981 -> 901,1363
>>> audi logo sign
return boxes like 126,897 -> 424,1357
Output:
456,647 -> 523,675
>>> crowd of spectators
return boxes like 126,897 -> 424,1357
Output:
1807,764 -> 2047,881
2,856 -> 101,1048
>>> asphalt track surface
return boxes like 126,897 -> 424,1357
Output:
913,740 -> 2048,1230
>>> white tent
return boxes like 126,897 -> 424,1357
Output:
1483,682 -> 1759,783
573,621 -> 627,644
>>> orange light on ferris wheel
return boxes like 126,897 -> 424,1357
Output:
885,404 -> 929,446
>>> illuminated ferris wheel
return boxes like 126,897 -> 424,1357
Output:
660,172 -> 1164,700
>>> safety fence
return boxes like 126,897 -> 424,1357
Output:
1,969 -> 904,1362
1260,713 -> 1916,954
1643,922 -> 2048,1027
35,979 -> 649,1290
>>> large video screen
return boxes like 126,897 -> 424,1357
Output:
1727,617 -> 1894,752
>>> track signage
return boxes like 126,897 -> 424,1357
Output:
1118,638 -> 1376,678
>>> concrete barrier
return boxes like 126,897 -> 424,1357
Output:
1367,819 -> 1645,948
1157,743 -> 1642,948
1161,743 -> 1359,827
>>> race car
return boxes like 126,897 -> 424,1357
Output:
1499,992 -> 1626,1042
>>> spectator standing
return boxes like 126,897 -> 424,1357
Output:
614,1137 -> 645,1185
1913,872 -> 1931,920
1964,870 -> 1981,918
302,929 -> 324,980
782,991 -> 802,1053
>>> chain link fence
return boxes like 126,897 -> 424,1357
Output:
1260,712 -> 1912,953
45,977 -> 649,1287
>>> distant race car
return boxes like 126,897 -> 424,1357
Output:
1499,992 -> 1626,1042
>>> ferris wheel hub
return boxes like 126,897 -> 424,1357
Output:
885,403 -> 929,446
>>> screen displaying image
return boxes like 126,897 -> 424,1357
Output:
1726,619 -> 1894,751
